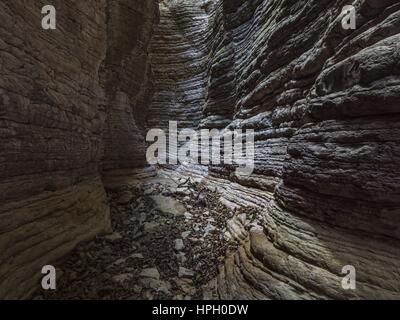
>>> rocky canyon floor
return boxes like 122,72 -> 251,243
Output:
34,170 -> 258,300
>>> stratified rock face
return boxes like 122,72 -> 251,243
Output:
0,0 -> 158,299
149,0 -> 211,130
102,0 -> 159,172
149,0 -> 400,299
1,0 -> 399,300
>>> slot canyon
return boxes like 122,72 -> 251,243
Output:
1,0 -> 400,300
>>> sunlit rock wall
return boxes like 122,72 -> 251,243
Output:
150,0 -> 400,299
102,0 -> 159,173
148,0 -> 211,130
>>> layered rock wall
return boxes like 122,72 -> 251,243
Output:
102,0 -> 159,172
150,0 -> 400,299
0,0 -> 158,299
1,0 -> 399,300
149,0 -> 211,130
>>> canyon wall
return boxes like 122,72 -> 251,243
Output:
149,0 -> 209,130
1,0 -> 399,300
0,0 -> 158,299
102,0 -> 159,173
150,0 -> 400,299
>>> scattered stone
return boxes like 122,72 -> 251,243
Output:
143,221 -> 159,233
104,232 -> 123,242
144,187 -> 155,195
143,290 -> 154,300
176,252 -> 187,264
151,195 -> 186,216
224,231 -> 232,241
181,231 -> 191,239
139,211 -> 147,224
195,193 -> 207,206
125,267 -> 136,272
133,285 -> 142,294
179,267 -> 195,278
132,231 -> 144,240
129,253 -> 144,259
174,278 -> 196,295
114,258 -> 126,266
112,273 -> 132,284
202,279 -> 219,300
39,177 -> 238,300
116,191 -> 133,205
176,187 -> 191,196
140,267 -> 160,280
139,278 -> 171,295
131,242 -> 139,251
184,212 -> 193,220
204,223 -> 216,235
174,239 -> 185,251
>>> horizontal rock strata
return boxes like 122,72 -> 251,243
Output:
1,0 -> 399,300
149,0 -> 400,299
0,0 -> 158,298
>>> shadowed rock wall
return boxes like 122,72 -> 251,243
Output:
102,0 -> 159,172
150,0 -> 400,299
0,0 -> 158,299
1,0 -> 399,300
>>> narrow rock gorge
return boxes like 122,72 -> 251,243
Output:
1,0 -> 399,300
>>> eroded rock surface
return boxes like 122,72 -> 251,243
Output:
148,0 -> 400,299
0,0 -> 158,299
1,0 -> 400,300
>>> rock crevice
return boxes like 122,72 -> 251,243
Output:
148,0 -> 400,299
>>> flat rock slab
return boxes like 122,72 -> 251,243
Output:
151,195 -> 186,216
140,268 -> 160,280
178,267 -> 195,279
